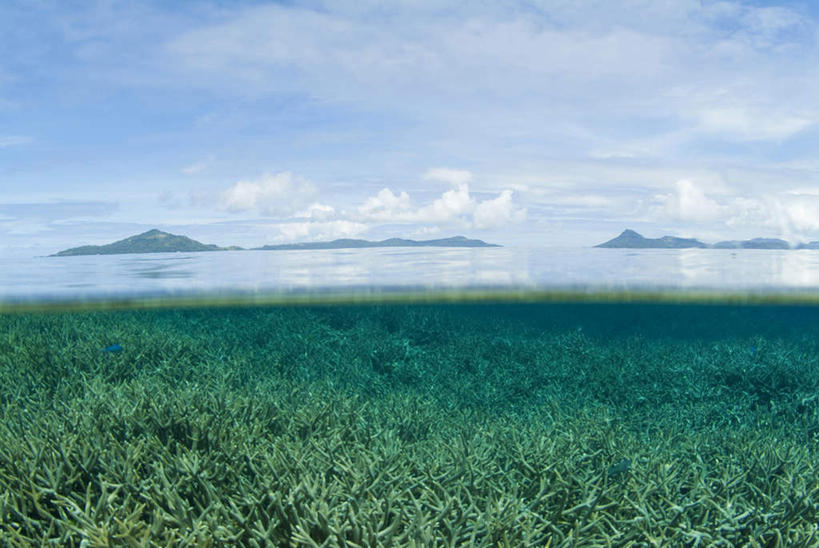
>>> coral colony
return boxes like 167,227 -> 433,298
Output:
0,304 -> 817,545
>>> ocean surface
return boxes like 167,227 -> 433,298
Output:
1,247 -> 818,545
4,246 -> 819,303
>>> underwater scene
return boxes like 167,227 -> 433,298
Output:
1,299 -> 818,546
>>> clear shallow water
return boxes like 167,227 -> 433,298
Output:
4,247 -> 819,303
2,247 -> 819,543
1,302 -> 818,544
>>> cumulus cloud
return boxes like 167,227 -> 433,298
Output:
294,202 -> 335,220
358,188 -> 411,220
656,179 -> 726,222
415,183 -> 475,224
221,172 -> 316,216
780,199 -> 819,232
757,193 -> 819,240
356,185 -> 473,223
272,220 -> 367,242
474,189 -> 527,229
646,179 -> 819,243
356,169 -> 525,229
212,167 -> 527,243
213,168 -> 525,243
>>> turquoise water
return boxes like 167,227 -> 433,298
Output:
0,299 -> 817,545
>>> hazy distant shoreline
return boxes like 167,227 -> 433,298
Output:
51,229 -> 500,257
596,229 -> 819,250
51,227 -> 819,257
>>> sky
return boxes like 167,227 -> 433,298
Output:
2,0 -> 819,256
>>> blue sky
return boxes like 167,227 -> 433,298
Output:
2,0 -> 819,256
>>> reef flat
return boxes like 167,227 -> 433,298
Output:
0,303 -> 817,545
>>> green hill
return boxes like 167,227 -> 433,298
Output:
52,229 -> 232,256
595,229 -> 708,248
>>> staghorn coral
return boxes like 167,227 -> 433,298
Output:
0,304 -> 817,546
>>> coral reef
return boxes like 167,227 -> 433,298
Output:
0,304 -> 817,545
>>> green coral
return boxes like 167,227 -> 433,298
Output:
0,304 -> 817,545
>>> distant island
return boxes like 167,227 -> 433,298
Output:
596,229 -> 817,249
595,229 -> 708,249
257,236 -> 499,250
52,230 -> 499,256
712,238 -> 789,250
52,229 -> 235,256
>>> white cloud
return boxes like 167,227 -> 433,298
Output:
294,202 -> 335,220
644,179 -> 819,243
356,183 -> 475,224
786,187 -> 819,196
221,172 -> 316,216
696,105 -> 815,141
272,220 -> 367,242
656,179 -> 726,222
422,168 -> 473,186
175,166 -> 527,244
358,188 -> 411,220
473,190 -> 526,229
416,183 -> 475,223
356,170 -> 525,229
357,169 -> 500,226
756,194 -> 819,240
722,196 -> 767,229
780,198 -> 819,232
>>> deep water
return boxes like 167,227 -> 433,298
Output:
1,301 -> 818,546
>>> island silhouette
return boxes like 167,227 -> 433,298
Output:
596,229 -> 818,249
51,229 -> 500,256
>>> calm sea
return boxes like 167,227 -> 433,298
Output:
3,246 -> 819,303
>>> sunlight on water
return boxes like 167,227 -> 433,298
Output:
5,248 -> 819,307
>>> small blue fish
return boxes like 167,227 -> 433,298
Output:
749,346 -> 756,356
103,344 -> 123,353
607,458 -> 632,477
